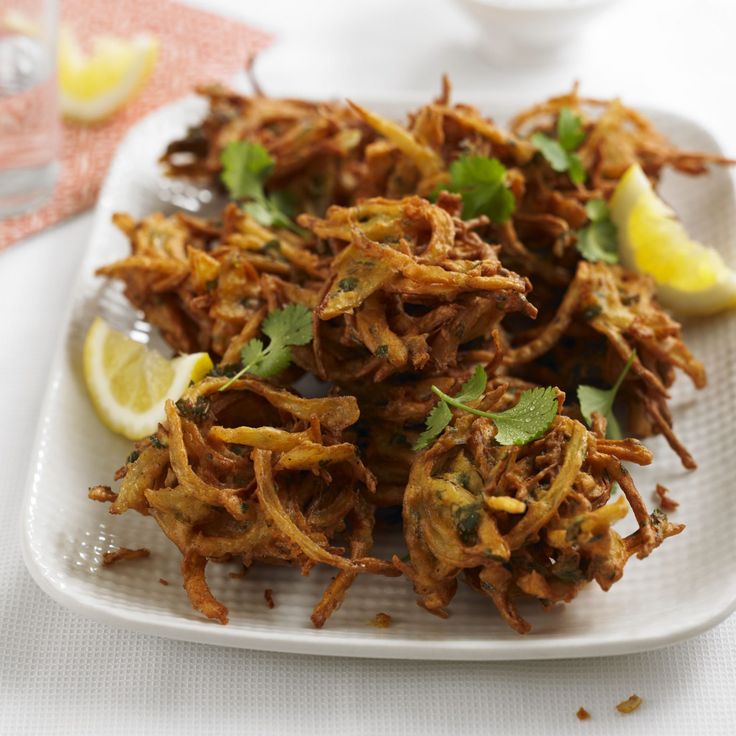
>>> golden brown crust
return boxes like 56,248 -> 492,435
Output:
89,80 -> 717,632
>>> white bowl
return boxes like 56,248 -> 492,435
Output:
454,0 -> 620,63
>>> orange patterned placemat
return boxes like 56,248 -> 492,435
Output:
0,0 -> 271,251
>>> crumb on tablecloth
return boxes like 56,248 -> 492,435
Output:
616,695 -> 642,714
576,707 -> 591,721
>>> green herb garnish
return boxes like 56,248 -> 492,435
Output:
220,140 -> 272,199
220,304 -> 313,390
577,351 -> 636,439
576,199 -> 618,264
208,363 -> 242,379
175,396 -> 210,422
338,277 -> 359,292
453,502 -> 482,546
149,435 -> 167,450
219,141 -> 301,233
414,366 -> 558,450
531,107 -> 587,185
444,155 -> 516,223
557,107 -> 586,151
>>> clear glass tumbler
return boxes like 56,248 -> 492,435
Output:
0,0 -> 58,218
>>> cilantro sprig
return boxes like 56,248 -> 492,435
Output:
557,107 -> 587,151
220,304 -> 313,390
531,107 -> 587,185
414,366 -> 486,450
576,198 -> 619,264
414,366 -> 558,450
442,155 -> 516,223
577,351 -> 636,439
220,141 -> 301,233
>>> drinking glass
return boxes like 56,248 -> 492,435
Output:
0,0 -> 58,218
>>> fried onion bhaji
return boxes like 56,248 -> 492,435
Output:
342,81 -> 726,465
92,79 -> 731,631
299,193 -> 534,383
504,261 -> 706,468
96,376 -> 396,626
96,205 -> 325,360
394,386 -> 683,633
161,84 -> 373,215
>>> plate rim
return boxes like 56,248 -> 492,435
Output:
19,94 -> 736,660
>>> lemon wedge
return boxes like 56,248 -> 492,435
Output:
609,163 -> 736,316
2,9 -> 40,36
83,317 -> 213,440
59,28 -> 158,123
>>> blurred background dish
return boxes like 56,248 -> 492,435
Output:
453,0 -> 621,63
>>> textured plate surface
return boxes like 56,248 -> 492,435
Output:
21,96 -> 736,659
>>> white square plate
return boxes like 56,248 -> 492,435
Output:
21,95 -> 736,659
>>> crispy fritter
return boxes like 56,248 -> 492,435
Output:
98,206 -> 324,359
395,388 -> 682,632
161,84 -> 373,215
505,261 -> 705,468
89,79 -> 726,632
299,194 -> 533,382
105,376 -> 396,625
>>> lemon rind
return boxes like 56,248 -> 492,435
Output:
83,317 -> 212,440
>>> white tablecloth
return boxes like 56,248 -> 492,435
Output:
2,1 -> 735,733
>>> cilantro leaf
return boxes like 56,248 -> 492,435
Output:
415,365 -> 558,450
577,351 -> 636,439
445,155 -> 515,223
577,384 -> 623,439
530,133 -> 569,172
414,401 -> 452,451
576,198 -> 619,264
557,107 -> 586,152
270,190 -> 297,218
242,199 -> 276,226
414,366 -> 488,450
219,141 -> 302,233
531,107 -> 587,185
454,365 -> 487,403
239,338 -> 265,370
248,344 -> 294,378
262,303 -> 313,346
220,140 -> 274,200
585,198 -> 609,221
219,304 -> 313,389
567,153 -> 586,186
490,386 -> 559,446
244,197 -> 298,231
577,220 -> 618,264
